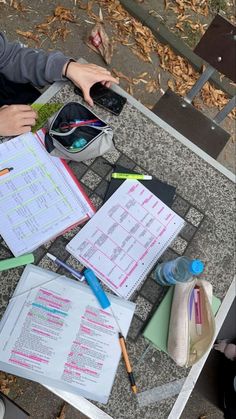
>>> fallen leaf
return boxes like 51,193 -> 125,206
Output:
10,0 -> 27,11
54,6 -> 75,22
51,27 -> 71,42
146,79 -> 159,93
16,30 -> 40,44
138,72 -> 148,78
0,372 -> 16,395
56,402 -> 67,419
112,68 -> 133,83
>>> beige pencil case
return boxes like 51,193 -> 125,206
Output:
167,279 -> 215,367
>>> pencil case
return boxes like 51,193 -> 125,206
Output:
167,279 -> 215,367
44,101 -> 114,162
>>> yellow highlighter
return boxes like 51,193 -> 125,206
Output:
111,172 -> 152,180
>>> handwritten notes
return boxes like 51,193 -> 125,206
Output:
0,132 -> 94,256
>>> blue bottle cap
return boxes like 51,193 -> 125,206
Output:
190,259 -> 204,275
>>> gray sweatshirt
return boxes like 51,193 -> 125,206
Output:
0,32 -> 70,87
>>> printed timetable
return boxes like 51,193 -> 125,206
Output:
67,180 -> 185,299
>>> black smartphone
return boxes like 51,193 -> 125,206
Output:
74,83 -> 127,116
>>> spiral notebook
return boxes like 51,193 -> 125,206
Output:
0,131 -> 94,256
67,180 -> 184,299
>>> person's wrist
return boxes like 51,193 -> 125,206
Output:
63,59 -> 76,79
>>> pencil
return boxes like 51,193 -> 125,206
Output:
0,167 -> 13,177
118,332 -> 137,394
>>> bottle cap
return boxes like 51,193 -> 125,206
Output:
190,259 -> 204,275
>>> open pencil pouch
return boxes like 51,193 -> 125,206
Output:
44,101 -> 114,162
167,279 -> 215,367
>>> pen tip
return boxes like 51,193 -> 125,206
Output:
9,167 -> 14,171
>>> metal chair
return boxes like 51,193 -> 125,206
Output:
153,14 -> 236,159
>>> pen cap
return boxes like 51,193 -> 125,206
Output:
190,260 -> 204,275
83,268 -> 111,309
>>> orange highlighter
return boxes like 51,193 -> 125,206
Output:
0,167 -> 13,177
119,332 -> 137,394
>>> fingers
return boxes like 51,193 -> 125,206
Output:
22,118 -> 37,127
0,104 -> 37,136
81,88 -> 94,107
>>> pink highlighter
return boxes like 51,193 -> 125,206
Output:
194,286 -> 202,335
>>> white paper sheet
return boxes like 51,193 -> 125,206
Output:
67,180 -> 185,299
0,265 -> 135,404
0,132 -> 94,256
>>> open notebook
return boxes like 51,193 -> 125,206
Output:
67,180 -> 185,299
0,131 -> 94,256
0,265 -> 135,404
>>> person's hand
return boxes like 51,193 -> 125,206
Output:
64,62 -> 119,106
0,105 -> 37,136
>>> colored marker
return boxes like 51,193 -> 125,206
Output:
111,173 -> 152,180
0,167 -> 13,177
194,286 -> 202,335
46,253 -> 110,309
0,253 -> 34,271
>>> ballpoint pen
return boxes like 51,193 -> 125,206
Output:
0,167 -> 13,177
46,253 -> 110,309
118,332 -> 137,394
47,252 -> 137,393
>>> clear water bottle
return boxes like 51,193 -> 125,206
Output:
154,256 -> 204,286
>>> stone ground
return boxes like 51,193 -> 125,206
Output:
0,1 -> 234,418
139,0 -> 235,49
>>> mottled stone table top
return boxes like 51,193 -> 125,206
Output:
0,82 -> 235,419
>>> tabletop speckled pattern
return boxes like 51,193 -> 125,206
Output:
0,83 -> 235,419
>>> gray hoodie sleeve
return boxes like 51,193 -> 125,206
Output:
0,32 -> 71,87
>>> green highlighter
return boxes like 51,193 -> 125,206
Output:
0,254 -> 34,271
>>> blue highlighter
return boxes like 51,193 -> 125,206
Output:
83,268 -> 110,309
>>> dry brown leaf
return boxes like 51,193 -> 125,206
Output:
164,0 -> 170,10
54,6 -> 75,22
112,68 -> 133,83
0,372 -> 16,395
10,0 -> 27,11
126,84 -> 134,95
146,79 -> 159,93
51,27 -> 71,42
138,72 -> 148,78
56,402 -> 67,419
16,30 -> 40,44
36,22 -> 50,34
175,22 -> 184,32
168,79 -> 175,91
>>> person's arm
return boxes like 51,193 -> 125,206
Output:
0,32 -> 69,86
